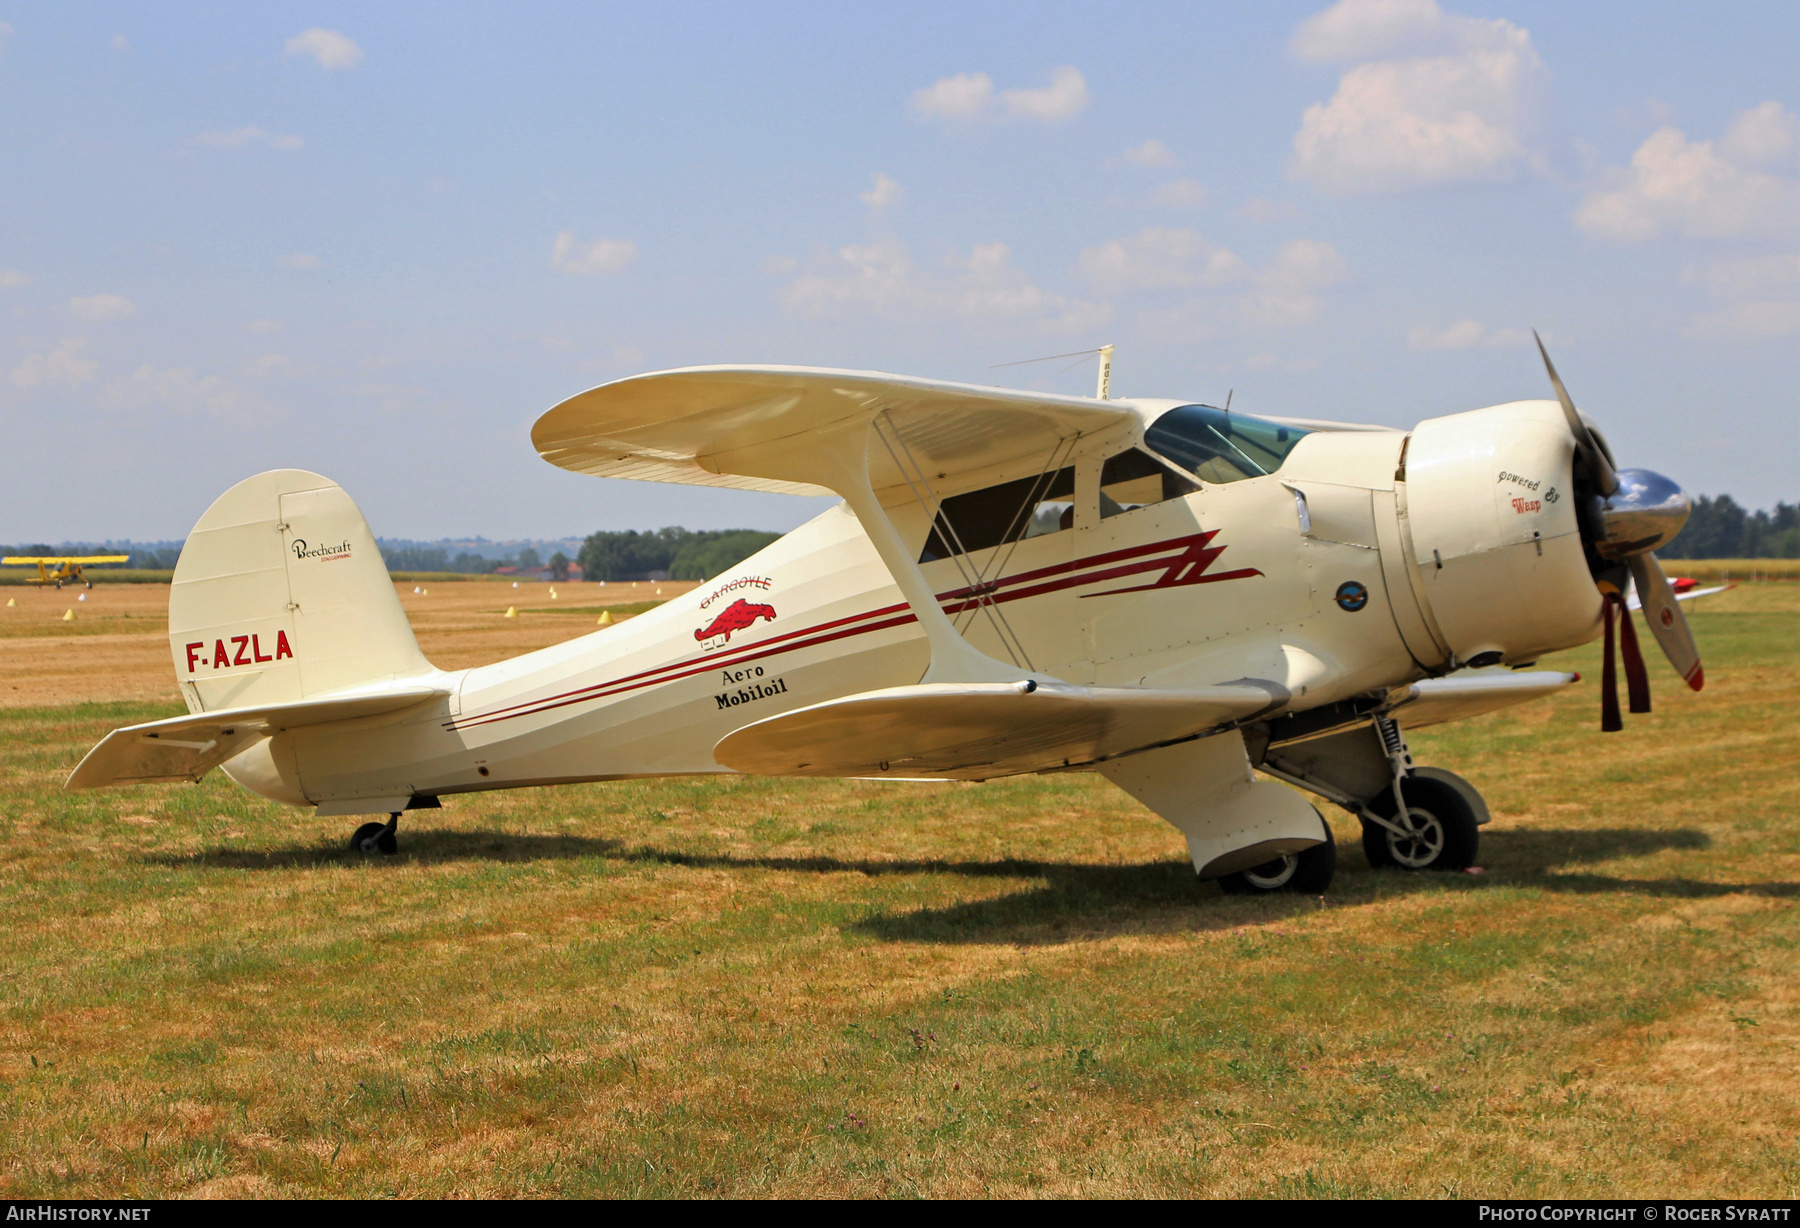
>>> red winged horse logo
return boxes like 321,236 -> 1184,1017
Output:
696,598 -> 776,643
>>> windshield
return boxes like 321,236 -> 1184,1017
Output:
1144,404 -> 1311,485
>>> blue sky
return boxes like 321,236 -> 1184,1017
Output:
3,1 -> 1795,542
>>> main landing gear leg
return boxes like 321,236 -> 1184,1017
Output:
350,813 -> 400,855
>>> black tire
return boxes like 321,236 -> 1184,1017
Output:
1218,810 -> 1336,895
349,821 -> 398,855
1361,774 -> 1478,871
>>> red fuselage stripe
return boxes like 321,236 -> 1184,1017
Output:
448,530 -> 1256,730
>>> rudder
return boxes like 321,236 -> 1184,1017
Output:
170,470 -> 431,713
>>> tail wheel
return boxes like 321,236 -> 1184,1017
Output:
1218,809 -> 1336,895
1362,775 -> 1479,871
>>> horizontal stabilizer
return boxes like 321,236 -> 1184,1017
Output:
65,686 -> 447,790
712,679 -> 1279,781
1389,670 -> 1576,729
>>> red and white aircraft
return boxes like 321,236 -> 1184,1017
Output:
69,340 -> 1702,893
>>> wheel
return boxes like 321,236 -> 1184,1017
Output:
349,820 -> 398,854
1362,774 -> 1478,871
1218,810 -> 1336,895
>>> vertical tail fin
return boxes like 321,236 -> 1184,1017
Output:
170,469 -> 431,713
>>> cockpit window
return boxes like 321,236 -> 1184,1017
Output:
1144,404 -> 1311,485
919,466 -> 1075,562
1100,448 -> 1199,519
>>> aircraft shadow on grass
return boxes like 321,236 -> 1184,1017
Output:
151,824 -> 1796,946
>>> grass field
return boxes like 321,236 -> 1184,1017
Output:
0,583 -> 1796,1197
1661,560 -> 1800,583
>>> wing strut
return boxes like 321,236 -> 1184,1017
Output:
762,415 -> 1052,687
872,411 -> 1039,671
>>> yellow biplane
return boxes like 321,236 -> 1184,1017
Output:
2,555 -> 130,589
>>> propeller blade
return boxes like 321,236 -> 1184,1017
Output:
1600,593 -> 1622,732
1628,552 -> 1704,691
1534,330 -> 1619,496
1617,598 -> 1651,714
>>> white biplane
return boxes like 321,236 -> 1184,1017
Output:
70,339 -> 1702,892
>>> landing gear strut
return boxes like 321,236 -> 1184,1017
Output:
350,813 -> 399,855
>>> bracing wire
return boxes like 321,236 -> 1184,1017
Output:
871,413 -> 1031,669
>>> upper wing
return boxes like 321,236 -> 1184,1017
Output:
532,365 -> 1132,498
1388,670 -> 1576,729
66,686 -> 447,789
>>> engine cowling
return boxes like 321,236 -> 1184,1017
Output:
1399,400 -> 1601,667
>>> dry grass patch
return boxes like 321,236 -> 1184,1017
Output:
0,584 -> 1795,1196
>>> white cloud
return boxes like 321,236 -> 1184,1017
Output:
1696,252 -> 1800,297
121,364 -> 259,415
1076,228 -> 1244,295
1290,1 -> 1546,193
1575,104 -> 1800,241
1236,198 -> 1301,223
551,232 -> 638,275
1119,139 -> 1177,167
910,72 -> 994,120
1406,319 -> 1527,349
1075,231 -> 1348,329
244,353 -> 292,377
758,255 -> 798,275
192,127 -> 304,151
1408,319 -> 1482,350
70,294 -> 136,320
1241,238 -> 1350,325
909,67 -> 1089,123
1576,103 -> 1800,243
784,237 -> 1107,334
12,339 -> 96,388
0,23 -> 12,57
278,253 -> 321,270
111,33 -> 128,53
245,317 -> 283,334
284,28 -> 363,72
1721,101 -> 1799,166
1000,67 -> 1090,122
1691,300 -> 1800,339
1291,0 -> 1444,61
1147,179 -> 1209,208
0,269 -> 31,288
1686,251 -> 1800,338
859,172 -> 902,210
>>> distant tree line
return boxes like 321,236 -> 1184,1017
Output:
576,528 -> 781,581
377,545 -> 506,574
1665,496 -> 1800,559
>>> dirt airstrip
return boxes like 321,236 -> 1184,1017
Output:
0,578 -> 697,709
